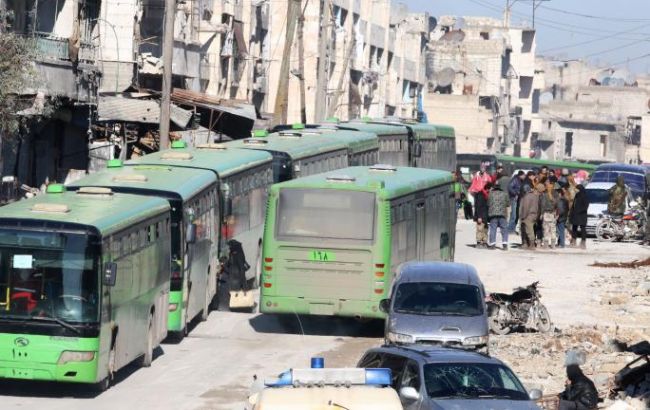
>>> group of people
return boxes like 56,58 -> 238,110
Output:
460,164 -> 595,250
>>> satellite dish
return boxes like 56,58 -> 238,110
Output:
539,92 -> 553,105
436,67 -> 456,87
612,69 -> 635,85
456,17 -> 466,30
428,16 -> 437,32
594,70 -> 610,84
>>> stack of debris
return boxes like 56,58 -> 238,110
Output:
604,341 -> 650,409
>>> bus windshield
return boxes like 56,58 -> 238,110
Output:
0,229 -> 99,324
276,189 -> 375,242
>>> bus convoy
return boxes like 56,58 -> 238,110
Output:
0,119 -> 459,389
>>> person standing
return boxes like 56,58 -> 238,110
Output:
519,184 -> 539,250
570,185 -> 590,249
556,187 -> 570,248
607,175 -> 627,216
487,183 -> 510,250
644,173 -> 650,245
540,181 -> 559,248
473,183 -> 490,249
508,171 -> 525,233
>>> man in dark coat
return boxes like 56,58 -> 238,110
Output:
558,364 -> 599,410
570,185 -> 589,249
217,239 -> 250,310
473,184 -> 490,249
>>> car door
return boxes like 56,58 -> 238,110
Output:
399,360 -> 424,410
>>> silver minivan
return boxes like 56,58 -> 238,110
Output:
380,262 -> 489,351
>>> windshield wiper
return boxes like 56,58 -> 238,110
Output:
328,401 -> 351,410
31,315 -> 81,335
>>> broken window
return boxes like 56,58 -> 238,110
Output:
480,31 -> 489,40
565,132 -> 573,157
600,135 -> 608,157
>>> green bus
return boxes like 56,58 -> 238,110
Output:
68,163 -> 218,339
269,127 -> 379,166
457,153 -> 597,180
127,142 -> 274,289
0,186 -> 171,389
225,132 -> 350,182
259,165 -> 456,319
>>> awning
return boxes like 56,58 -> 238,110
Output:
96,96 -> 192,128
171,88 -> 256,139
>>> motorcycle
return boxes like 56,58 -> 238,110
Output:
596,201 -> 646,242
486,281 -> 552,335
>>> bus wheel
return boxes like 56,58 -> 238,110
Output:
138,314 -> 154,367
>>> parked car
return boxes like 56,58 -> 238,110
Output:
585,182 -> 633,235
591,163 -> 649,200
380,262 -> 489,352
358,345 -> 542,410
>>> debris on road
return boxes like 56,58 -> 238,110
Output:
591,257 -> 650,269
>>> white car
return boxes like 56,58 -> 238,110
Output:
585,182 -> 633,235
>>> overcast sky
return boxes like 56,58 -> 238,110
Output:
407,0 -> 650,73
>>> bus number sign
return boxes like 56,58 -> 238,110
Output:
309,250 -> 335,262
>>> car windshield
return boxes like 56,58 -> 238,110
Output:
0,229 -> 99,324
424,362 -> 529,400
276,188 -> 375,243
591,171 -> 645,193
586,189 -> 609,204
393,282 -> 483,316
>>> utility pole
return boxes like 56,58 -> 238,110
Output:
504,0 -> 550,28
327,37 -> 355,119
271,0 -> 301,127
297,4 -> 307,124
159,0 -> 176,150
314,0 -> 331,122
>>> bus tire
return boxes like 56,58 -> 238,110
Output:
138,314 -> 154,367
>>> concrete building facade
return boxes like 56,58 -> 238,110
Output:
422,16 -> 538,155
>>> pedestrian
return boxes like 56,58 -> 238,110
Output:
487,182 -> 510,250
607,175 -> 627,216
507,171 -> 525,233
461,192 -> 473,220
534,183 -> 546,246
468,165 -> 491,195
570,185 -> 589,249
473,183 -> 490,249
540,181 -> 559,248
494,164 -> 509,193
452,171 -> 463,213
556,187 -> 569,248
538,166 -> 549,185
519,184 -> 539,250
558,168 -> 570,187
558,364 -> 599,410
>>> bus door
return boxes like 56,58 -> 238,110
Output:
415,201 -> 426,260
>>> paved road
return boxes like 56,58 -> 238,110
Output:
2,220 -> 646,409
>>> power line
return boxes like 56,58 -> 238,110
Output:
539,5 -> 650,23
540,24 -> 650,53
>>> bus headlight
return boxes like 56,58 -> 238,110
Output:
386,332 -> 414,344
462,336 -> 489,346
58,351 -> 95,364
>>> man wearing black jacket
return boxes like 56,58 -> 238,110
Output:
558,364 -> 599,410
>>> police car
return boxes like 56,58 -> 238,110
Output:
248,358 -> 402,410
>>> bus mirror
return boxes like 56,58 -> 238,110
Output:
103,262 -> 117,286
379,298 -> 390,313
186,223 -> 197,244
413,142 -> 423,158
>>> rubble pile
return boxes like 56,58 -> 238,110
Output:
490,326 -> 649,401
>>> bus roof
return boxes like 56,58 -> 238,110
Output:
125,145 -> 273,178
428,123 -> 455,138
495,155 -> 597,171
224,133 -> 348,160
270,165 -> 452,200
271,128 -> 378,154
0,190 -> 169,236
67,163 -> 217,201
336,121 -> 410,137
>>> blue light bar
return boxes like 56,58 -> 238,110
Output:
365,368 -> 392,386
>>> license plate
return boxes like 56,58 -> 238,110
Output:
309,303 -> 334,315
10,368 -> 34,379
309,250 -> 335,262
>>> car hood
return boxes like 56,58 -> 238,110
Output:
427,399 -> 540,410
388,311 -> 488,342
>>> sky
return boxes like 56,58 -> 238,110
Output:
407,0 -> 650,73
